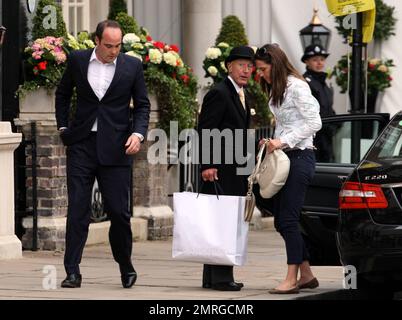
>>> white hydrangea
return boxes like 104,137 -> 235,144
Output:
220,61 -> 227,72
125,51 -> 143,62
217,42 -> 229,48
208,66 -> 219,77
149,48 -> 163,64
205,47 -> 222,60
163,51 -> 178,67
123,33 -> 140,45
132,43 -> 144,50
84,40 -> 95,48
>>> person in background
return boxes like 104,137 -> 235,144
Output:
255,44 -> 322,294
302,44 -> 336,162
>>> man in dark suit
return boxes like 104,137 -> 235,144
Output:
198,46 -> 255,291
55,20 -> 150,289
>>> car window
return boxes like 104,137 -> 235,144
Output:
366,117 -> 402,160
315,119 -> 383,164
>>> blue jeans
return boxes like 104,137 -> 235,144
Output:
271,149 -> 315,265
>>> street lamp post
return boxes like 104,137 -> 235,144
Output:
299,8 -> 331,51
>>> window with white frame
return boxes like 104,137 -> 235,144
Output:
61,0 -> 90,36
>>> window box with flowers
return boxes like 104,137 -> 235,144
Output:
330,54 -> 395,113
17,33 -> 95,119
122,30 -> 198,133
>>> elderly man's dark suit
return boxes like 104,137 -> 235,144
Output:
198,77 -> 251,287
55,49 -> 150,277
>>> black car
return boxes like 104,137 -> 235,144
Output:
337,111 -> 402,292
302,113 -> 391,265
256,112 -> 391,265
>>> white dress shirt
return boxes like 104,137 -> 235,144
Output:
228,76 -> 242,96
269,76 -> 322,150
88,48 -> 117,131
85,48 -> 143,141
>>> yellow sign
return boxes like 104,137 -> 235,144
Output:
325,0 -> 375,16
363,9 -> 375,43
326,0 -> 376,43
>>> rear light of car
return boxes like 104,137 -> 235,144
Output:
339,182 -> 388,209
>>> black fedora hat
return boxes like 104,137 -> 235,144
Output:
225,46 -> 255,66
301,44 -> 329,63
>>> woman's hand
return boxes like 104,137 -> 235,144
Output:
267,138 -> 283,153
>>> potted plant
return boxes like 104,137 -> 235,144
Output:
330,54 -> 394,112
17,34 -> 95,119
121,29 -> 198,132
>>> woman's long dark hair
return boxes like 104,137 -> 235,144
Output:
255,44 -> 305,106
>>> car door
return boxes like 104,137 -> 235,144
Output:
301,113 -> 390,265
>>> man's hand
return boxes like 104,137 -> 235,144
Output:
125,134 -> 141,155
202,168 -> 218,182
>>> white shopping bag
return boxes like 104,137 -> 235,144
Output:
172,192 -> 249,266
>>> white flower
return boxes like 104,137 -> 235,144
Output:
132,43 -> 144,50
208,66 -> 219,77
251,46 -> 258,54
84,40 -> 95,48
163,51 -> 178,67
205,47 -> 222,60
126,51 -> 143,62
149,48 -> 163,64
378,65 -> 388,73
123,33 -> 140,45
220,61 -> 227,72
217,42 -> 229,48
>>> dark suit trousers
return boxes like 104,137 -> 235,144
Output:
64,133 -> 133,275
203,264 -> 234,285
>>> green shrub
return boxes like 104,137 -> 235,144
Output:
115,12 -> 140,36
32,0 -> 67,40
108,0 -> 127,21
215,15 -> 249,47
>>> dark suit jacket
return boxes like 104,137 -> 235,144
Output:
198,77 -> 252,196
55,49 -> 150,166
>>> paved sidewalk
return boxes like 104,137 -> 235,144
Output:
0,230 -> 344,300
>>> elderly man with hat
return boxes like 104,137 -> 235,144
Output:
302,44 -> 337,162
197,45 -> 255,291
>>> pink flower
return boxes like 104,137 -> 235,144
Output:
32,44 -> 41,51
32,51 -> 44,60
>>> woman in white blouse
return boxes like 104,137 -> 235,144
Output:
255,44 -> 322,294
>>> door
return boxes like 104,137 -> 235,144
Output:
301,113 -> 390,265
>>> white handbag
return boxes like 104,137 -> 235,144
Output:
249,140 -> 290,199
172,190 -> 249,266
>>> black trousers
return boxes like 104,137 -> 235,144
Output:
268,149 -> 316,265
203,265 -> 234,285
64,133 -> 133,275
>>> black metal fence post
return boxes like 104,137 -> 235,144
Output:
30,122 -> 38,251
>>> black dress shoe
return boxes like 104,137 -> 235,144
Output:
121,272 -> 137,288
61,274 -> 82,288
211,282 -> 242,291
203,282 -> 244,289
